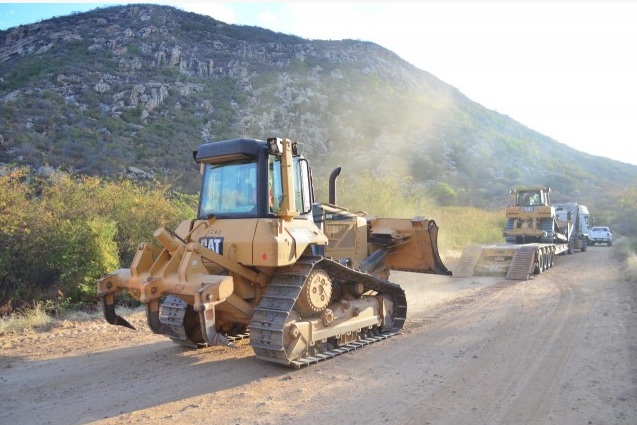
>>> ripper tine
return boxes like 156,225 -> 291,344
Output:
114,315 -> 136,330
103,298 -> 136,330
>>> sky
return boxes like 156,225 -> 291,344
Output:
1,2 -> 636,166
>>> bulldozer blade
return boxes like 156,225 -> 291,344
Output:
103,300 -> 136,330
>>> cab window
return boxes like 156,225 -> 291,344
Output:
199,159 -> 257,218
268,155 -> 312,215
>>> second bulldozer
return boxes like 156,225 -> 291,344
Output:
97,137 -> 450,367
454,187 -> 590,280
503,187 -> 566,245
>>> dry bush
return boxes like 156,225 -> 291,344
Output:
0,302 -> 51,334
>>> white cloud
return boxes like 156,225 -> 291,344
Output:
255,9 -> 280,29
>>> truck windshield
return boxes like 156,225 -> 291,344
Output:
199,159 -> 257,218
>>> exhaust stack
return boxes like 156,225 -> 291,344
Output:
329,167 -> 341,205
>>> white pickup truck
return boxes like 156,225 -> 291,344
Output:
589,226 -> 613,246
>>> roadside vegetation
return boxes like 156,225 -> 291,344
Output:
0,166 -> 196,317
0,302 -> 51,334
1,166 -> 635,333
615,237 -> 637,283
322,173 -> 505,256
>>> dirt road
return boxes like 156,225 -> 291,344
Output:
1,246 -> 635,425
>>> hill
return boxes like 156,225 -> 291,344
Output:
1,3 -> 636,210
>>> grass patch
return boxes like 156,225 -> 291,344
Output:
619,238 -> 637,282
614,237 -> 637,283
0,302 -> 52,333
0,303 -> 144,334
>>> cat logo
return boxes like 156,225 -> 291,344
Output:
199,237 -> 224,255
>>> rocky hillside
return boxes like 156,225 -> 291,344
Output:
1,3 -> 636,209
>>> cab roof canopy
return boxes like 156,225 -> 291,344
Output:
193,138 -> 266,164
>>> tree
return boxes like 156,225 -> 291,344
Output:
430,182 -> 457,206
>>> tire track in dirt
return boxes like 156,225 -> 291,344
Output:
397,275 -> 565,425
485,277 -> 586,424
1,247 -> 635,425
398,247 -> 635,425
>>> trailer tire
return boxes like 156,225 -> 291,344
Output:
534,251 -> 544,274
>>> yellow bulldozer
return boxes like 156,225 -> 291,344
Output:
503,187 -> 569,245
97,137 -> 450,367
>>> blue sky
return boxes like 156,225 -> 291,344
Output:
1,2 -> 637,166
0,3 -> 110,28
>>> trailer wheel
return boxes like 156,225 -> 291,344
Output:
541,249 -> 549,271
534,252 -> 544,274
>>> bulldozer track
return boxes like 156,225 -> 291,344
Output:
159,295 -> 251,347
159,295 -> 190,343
540,218 -> 554,244
248,256 -> 407,368
505,219 -> 516,244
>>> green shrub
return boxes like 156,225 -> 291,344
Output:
0,166 -> 196,314
430,182 -> 458,206
51,217 -> 120,303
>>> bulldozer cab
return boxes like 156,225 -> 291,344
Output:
512,187 -> 550,207
196,138 -> 313,221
